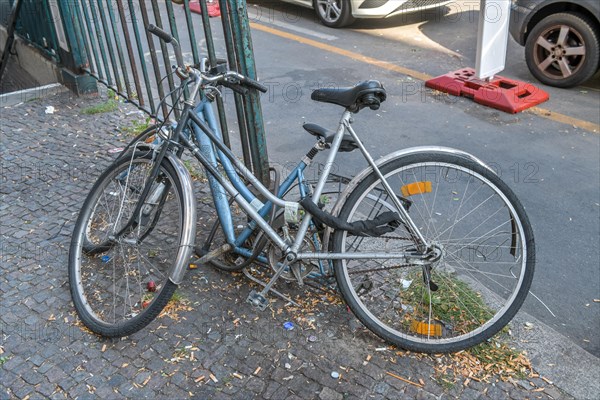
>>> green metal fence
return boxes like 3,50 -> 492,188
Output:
67,0 -> 270,184
2,0 -> 60,61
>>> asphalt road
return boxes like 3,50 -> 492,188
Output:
234,0 -> 600,358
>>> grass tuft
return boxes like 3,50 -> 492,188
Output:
81,89 -> 119,115
122,117 -> 152,136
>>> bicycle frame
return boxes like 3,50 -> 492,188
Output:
162,75 -> 431,282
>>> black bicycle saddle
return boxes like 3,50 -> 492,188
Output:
311,80 -> 386,112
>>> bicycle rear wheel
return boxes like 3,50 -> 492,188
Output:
333,153 -> 535,353
69,150 -> 188,337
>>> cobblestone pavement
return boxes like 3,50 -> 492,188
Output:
1,92 -> 573,399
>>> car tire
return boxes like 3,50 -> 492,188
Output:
525,12 -> 600,88
313,0 -> 355,28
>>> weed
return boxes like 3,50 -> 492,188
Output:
80,89 -> 119,115
222,376 -> 232,385
434,372 -> 456,390
82,98 -> 118,115
183,159 -> 206,181
170,290 -> 184,304
122,118 -> 153,136
396,271 -> 533,382
0,356 -> 10,366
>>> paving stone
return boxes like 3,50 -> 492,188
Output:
544,386 -> 564,400
319,386 -> 343,400
373,382 -> 390,395
245,376 -> 266,394
21,370 -> 44,386
44,366 -> 68,384
263,381 -> 282,399
11,379 -> 34,399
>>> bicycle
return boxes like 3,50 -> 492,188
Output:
68,25 -> 535,353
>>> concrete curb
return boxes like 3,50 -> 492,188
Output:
0,83 -> 68,108
512,309 -> 600,399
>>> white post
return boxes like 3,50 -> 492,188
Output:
475,0 -> 511,80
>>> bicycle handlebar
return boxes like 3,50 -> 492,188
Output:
221,80 -> 249,96
148,24 -> 172,43
147,24 -> 186,76
148,25 -> 267,94
240,76 -> 268,93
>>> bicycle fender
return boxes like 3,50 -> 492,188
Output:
322,146 -> 497,247
164,153 -> 197,285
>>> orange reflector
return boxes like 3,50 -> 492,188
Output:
401,182 -> 432,197
410,320 -> 443,337
145,135 -> 156,143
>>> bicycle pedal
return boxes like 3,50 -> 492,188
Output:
247,290 -> 269,311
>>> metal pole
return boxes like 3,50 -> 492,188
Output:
225,0 -> 270,185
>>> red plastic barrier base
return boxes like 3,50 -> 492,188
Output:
189,0 -> 221,17
425,68 -> 549,114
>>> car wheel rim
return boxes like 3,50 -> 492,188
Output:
533,24 -> 586,80
316,0 -> 343,23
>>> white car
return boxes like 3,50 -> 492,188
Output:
281,0 -> 452,28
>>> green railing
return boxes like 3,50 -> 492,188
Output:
66,0 -> 270,184
1,0 -> 60,61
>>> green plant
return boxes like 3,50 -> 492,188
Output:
82,90 -> 119,115
400,271 -> 491,336
0,356 -> 10,366
183,160 -> 206,181
122,118 -> 152,136
433,372 -> 455,390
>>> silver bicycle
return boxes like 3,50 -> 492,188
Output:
68,25 -> 535,353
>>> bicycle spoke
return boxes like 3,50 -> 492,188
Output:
334,156 -> 533,352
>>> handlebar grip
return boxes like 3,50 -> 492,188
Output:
222,80 -> 249,96
241,76 -> 268,93
148,24 -> 173,43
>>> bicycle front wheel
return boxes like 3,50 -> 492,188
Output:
69,150 -> 188,337
333,153 -> 535,353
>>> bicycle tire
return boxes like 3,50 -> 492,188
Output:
69,150 -> 188,337
332,153 -> 535,353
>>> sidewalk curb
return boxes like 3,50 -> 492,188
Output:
513,309 -> 600,399
0,83 -> 67,108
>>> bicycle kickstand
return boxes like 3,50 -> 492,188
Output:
246,259 -> 299,310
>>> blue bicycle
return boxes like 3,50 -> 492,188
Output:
68,26 -> 535,353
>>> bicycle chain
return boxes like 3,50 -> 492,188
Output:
348,263 -> 419,275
